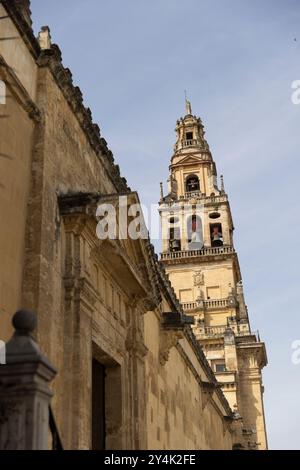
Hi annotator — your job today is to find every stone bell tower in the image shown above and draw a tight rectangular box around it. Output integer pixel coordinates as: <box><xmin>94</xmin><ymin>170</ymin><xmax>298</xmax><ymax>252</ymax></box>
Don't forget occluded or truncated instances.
<box><xmin>159</xmin><ymin>100</ymin><xmax>268</xmax><ymax>450</ymax></box>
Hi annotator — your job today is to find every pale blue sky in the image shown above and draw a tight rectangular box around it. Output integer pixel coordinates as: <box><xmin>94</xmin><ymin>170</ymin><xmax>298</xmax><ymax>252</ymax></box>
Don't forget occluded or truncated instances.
<box><xmin>31</xmin><ymin>0</ymin><xmax>300</xmax><ymax>450</ymax></box>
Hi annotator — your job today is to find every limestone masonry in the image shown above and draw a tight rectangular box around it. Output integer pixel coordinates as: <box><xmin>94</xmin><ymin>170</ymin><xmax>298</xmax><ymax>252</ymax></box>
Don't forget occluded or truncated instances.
<box><xmin>0</xmin><ymin>0</ymin><xmax>267</xmax><ymax>450</ymax></box>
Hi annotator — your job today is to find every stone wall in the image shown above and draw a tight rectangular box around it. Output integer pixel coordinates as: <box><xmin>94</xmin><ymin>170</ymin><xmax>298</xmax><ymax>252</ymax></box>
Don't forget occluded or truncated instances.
<box><xmin>145</xmin><ymin>310</ymin><xmax>232</xmax><ymax>449</ymax></box>
<box><xmin>0</xmin><ymin>2</ymin><xmax>39</xmax><ymax>339</ymax></box>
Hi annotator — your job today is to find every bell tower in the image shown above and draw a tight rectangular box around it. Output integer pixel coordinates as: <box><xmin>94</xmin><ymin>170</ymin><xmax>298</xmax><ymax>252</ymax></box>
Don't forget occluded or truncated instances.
<box><xmin>159</xmin><ymin>101</ymin><xmax>268</xmax><ymax>450</ymax></box>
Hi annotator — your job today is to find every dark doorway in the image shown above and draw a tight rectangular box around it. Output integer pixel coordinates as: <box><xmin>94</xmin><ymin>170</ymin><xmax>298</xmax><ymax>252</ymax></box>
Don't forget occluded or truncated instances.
<box><xmin>92</xmin><ymin>359</ymin><xmax>106</xmax><ymax>450</ymax></box>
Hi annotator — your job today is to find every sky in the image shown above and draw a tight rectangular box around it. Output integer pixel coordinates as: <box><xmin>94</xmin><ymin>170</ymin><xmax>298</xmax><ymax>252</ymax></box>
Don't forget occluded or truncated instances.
<box><xmin>30</xmin><ymin>0</ymin><xmax>300</xmax><ymax>450</ymax></box>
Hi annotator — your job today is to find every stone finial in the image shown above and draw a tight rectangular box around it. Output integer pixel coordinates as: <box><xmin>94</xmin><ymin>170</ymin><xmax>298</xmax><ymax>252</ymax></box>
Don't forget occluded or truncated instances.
<box><xmin>220</xmin><ymin>175</ymin><xmax>225</xmax><ymax>193</ymax></box>
<box><xmin>38</xmin><ymin>26</ymin><xmax>52</xmax><ymax>50</ymax></box>
<box><xmin>12</xmin><ymin>309</ymin><xmax>37</xmax><ymax>335</ymax></box>
<box><xmin>160</xmin><ymin>182</ymin><xmax>164</xmax><ymax>200</ymax></box>
<box><xmin>236</xmin><ymin>280</ymin><xmax>243</xmax><ymax>294</ymax></box>
<box><xmin>6</xmin><ymin>309</ymin><xmax>55</xmax><ymax>368</ymax></box>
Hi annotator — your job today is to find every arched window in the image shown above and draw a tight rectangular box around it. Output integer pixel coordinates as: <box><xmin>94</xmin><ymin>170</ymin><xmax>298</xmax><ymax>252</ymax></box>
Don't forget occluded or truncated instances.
<box><xmin>186</xmin><ymin>175</ymin><xmax>200</xmax><ymax>193</ymax></box>
<box><xmin>187</xmin><ymin>215</ymin><xmax>203</xmax><ymax>250</ymax></box>
<box><xmin>210</xmin><ymin>223</ymin><xmax>223</xmax><ymax>247</ymax></box>
<box><xmin>0</xmin><ymin>80</ymin><xmax>6</xmax><ymax>105</ymax></box>
<box><xmin>169</xmin><ymin>217</ymin><xmax>181</xmax><ymax>252</ymax></box>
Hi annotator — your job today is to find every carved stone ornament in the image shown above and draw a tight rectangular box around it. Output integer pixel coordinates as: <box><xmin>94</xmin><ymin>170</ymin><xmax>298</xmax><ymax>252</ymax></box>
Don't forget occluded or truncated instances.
<box><xmin>159</xmin><ymin>329</ymin><xmax>184</xmax><ymax>366</ymax></box>
<box><xmin>194</xmin><ymin>271</ymin><xmax>204</xmax><ymax>287</ymax></box>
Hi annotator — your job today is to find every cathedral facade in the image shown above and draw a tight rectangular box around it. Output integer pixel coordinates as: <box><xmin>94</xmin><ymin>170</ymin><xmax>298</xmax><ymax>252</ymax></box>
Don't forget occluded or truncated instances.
<box><xmin>0</xmin><ymin>1</ymin><xmax>267</xmax><ymax>450</ymax></box>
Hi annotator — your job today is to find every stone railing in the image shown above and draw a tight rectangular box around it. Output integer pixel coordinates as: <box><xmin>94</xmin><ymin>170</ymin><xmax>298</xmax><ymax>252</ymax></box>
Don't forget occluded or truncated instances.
<box><xmin>204</xmin><ymin>299</ymin><xmax>230</xmax><ymax>309</ymax></box>
<box><xmin>181</xmin><ymin>301</ymin><xmax>199</xmax><ymax>311</ymax></box>
<box><xmin>161</xmin><ymin>245</ymin><xmax>235</xmax><ymax>261</ymax></box>
<box><xmin>160</xmin><ymin>193</ymin><xmax>228</xmax><ymax>207</ymax></box>
<box><xmin>207</xmin><ymin>194</ymin><xmax>228</xmax><ymax>204</ymax></box>
<box><xmin>185</xmin><ymin>190</ymin><xmax>204</xmax><ymax>199</ymax></box>
<box><xmin>196</xmin><ymin>324</ymin><xmax>260</xmax><ymax>341</ymax></box>
<box><xmin>204</xmin><ymin>325</ymin><xmax>228</xmax><ymax>336</ymax></box>
<box><xmin>182</xmin><ymin>139</ymin><xmax>199</xmax><ymax>147</ymax></box>
<box><xmin>181</xmin><ymin>299</ymin><xmax>231</xmax><ymax>311</ymax></box>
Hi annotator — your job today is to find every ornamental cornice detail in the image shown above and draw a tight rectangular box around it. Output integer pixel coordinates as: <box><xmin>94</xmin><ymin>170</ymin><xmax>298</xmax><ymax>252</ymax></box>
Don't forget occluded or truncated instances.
<box><xmin>37</xmin><ymin>46</ymin><xmax>129</xmax><ymax>194</ymax></box>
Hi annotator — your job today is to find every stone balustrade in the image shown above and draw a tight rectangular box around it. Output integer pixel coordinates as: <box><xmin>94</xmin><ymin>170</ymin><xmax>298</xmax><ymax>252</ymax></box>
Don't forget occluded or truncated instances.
<box><xmin>160</xmin><ymin>193</ymin><xmax>228</xmax><ymax>206</ymax></box>
<box><xmin>181</xmin><ymin>298</ymin><xmax>231</xmax><ymax>311</ymax></box>
<box><xmin>161</xmin><ymin>245</ymin><xmax>235</xmax><ymax>261</ymax></box>
<box><xmin>196</xmin><ymin>324</ymin><xmax>260</xmax><ymax>341</ymax></box>
<box><xmin>182</xmin><ymin>138</ymin><xmax>199</xmax><ymax>147</ymax></box>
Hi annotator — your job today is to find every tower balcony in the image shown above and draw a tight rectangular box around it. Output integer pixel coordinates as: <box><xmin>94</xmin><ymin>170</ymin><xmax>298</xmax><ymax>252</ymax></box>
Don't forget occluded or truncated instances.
<box><xmin>185</xmin><ymin>190</ymin><xmax>204</xmax><ymax>199</ymax></box>
<box><xmin>161</xmin><ymin>245</ymin><xmax>235</xmax><ymax>262</ymax></box>
<box><xmin>194</xmin><ymin>324</ymin><xmax>261</xmax><ymax>342</ymax></box>
<box><xmin>181</xmin><ymin>298</ymin><xmax>233</xmax><ymax>311</ymax></box>
<box><xmin>160</xmin><ymin>194</ymin><xmax>228</xmax><ymax>205</ymax></box>
<box><xmin>182</xmin><ymin>138</ymin><xmax>200</xmax><ymax>148</ymax></box>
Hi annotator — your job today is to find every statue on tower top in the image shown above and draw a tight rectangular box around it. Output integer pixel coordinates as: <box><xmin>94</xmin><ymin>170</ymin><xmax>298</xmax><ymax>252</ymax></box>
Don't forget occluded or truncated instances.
<box><xmin>186</xmin><ymin>99</ymin><xmax>192</xmax><ymax>115</ymax></box>
<box><xmin>184</xmin><ymin>90</ymin><xmax>192</xmax><ymax>115</ymax></box>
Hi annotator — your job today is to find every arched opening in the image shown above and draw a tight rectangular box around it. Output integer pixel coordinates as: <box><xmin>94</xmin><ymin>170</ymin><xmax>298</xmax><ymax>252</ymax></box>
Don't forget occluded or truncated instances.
<box><xmin>210</xmin><ymin>223</ymin><xmax>223</xmax><ymax>247</ymax></box>
<box><xmin>0</xmin><ymin>80</ymin><xmax>6</xmax><ymax>105</ymax></box>
<box><xmin>169</xmin><ymin>217</ymin><xmax>181</xmax><ymax>252</ymax></box>
<box><xmin>185</xmin><ymin>174</ymin><xmax>200</xmax><ymax>194</ymax></box>
<box><xmin>187</xmin><ymin>215</ymin><xmax>203</xmax><ymax>250</ymax></box>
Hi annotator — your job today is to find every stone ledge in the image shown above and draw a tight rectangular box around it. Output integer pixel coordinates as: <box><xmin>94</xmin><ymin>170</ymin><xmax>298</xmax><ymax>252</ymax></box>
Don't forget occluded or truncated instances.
<box><xmin>1</xmin><ymin>0</ymin><xmax>40</xmax><ymax>59</ymax></box>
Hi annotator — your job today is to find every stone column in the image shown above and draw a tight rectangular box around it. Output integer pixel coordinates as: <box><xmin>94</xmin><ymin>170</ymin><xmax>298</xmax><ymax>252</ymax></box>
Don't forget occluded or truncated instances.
<box><xmin>0</xmin><ymin>310</ymin><xmax>57</xmax><ymax>450</ymax></box>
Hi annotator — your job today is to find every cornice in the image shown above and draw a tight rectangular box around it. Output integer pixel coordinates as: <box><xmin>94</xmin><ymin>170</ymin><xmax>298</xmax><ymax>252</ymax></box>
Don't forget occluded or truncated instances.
<box><xmin>37</xmin><ymin>45</ymin><xmax>129</xmax><ymax>194</ymax></box>
<box><xmin>2</xmin><ymin>2</ymin><xmax>130</xmax><ymax>194</ymax></box>
<box><xmin>1</xmin><ymin>0</ymin><xmax>40</xmax><ymax>59</ymax></box>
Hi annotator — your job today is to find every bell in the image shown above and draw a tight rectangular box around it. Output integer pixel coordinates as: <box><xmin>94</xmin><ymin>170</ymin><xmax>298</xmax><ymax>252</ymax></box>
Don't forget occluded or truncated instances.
<box><xmin>170</xmin><ymin>239</ymin><xmax>180</xmax><ymax>252</ymax></box>
<box><xmin>191</xmin><ymin>231</ymin><xmax>201</xmax><ymax>243</ymax></box>
<box><xmin>212</xmin><ymin>233</ymin><xmax>221</xmax><ymax>241</ymax></box>
<box><xmin>212</xmin><ymin>236</ymin><xmax>223</xmax><ymax>247</ymax></box>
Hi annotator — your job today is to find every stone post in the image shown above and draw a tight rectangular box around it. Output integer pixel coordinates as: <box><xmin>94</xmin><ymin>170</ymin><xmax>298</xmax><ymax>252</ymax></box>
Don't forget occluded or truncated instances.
<box><xmin>0</xmin><ymin>310</ymin><xmax>57</xmax><ymax>450</ymax></box>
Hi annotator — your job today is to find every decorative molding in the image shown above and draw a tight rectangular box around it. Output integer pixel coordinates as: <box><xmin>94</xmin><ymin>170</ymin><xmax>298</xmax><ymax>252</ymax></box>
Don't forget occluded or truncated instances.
<box><xmin>159</xmin><ymin>329</ymin><xmax>184</xmax><ymax>366</ymax></box>
<box><xmin>1</xmin><ymin>0</ymin><xmax>40</xmax><ymax>59</ymax></box>
<box><xmin>37</xmin><ymin>46</ymin><xmax>129</xmax><ymax>194</ymax></box>
<box><xmin>0</xmin><ymin>55</ymin><xmax>40</xmax><ymax>122</ymax></box>
<box><xmin>193</xmin><ymin>270</ymin><xmax>204</xmax><ymax>287</ymax></box>
<box><xmin>125</xmin><ymin>336</ymin><xmax>148</xmax><ymax>359</ymax></box>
